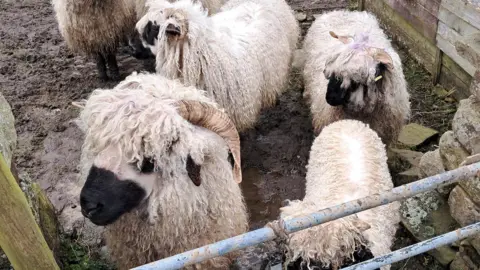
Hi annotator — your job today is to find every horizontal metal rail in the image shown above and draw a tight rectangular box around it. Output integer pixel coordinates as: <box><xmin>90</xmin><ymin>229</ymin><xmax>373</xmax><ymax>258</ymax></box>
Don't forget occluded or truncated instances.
<box><xmin>341</xmin><ymin>222</ymin><xmax>480</xmax><ymax>270</ymax></box>
<box><xmin>131</xmin><ymin>161</ymin><xmax>480</xmax><ymax>270</ymax></box>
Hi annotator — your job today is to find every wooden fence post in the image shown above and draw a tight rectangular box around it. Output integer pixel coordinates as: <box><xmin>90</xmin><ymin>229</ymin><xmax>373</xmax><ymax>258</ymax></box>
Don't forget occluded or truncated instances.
<box><xmin>0</xmin><ymin>152</ymin><xmax>59</xmax><ymax>270</ymax></box>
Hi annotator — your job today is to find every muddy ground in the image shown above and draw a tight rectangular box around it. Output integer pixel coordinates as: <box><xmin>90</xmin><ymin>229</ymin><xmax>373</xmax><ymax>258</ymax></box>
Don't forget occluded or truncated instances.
<box><xmin>0</xmin><ymin>0</ymin><xmax>456</xmax><ymax>269</ymax></box>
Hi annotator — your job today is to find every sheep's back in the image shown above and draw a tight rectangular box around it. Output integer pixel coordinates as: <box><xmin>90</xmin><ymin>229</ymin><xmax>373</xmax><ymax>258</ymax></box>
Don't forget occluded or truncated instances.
<box><xmin>305</xmin><ymin>120</ymin><xmax>399</xmax><ymax>265</ymax></box>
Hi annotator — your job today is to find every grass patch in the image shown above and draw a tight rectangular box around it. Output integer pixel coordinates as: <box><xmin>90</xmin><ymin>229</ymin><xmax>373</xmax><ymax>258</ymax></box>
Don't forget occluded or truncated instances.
<box><xmin>60</xmin><ymin>236</ymin><xmax>115</xmax><ymax>270</ymax></box>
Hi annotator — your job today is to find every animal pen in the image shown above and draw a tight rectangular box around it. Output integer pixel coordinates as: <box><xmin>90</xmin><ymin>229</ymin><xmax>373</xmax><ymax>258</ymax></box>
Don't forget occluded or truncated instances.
<box><xmin>1</xmin><ymin>0</ymin><xmax>480</xmax><ymax>270</ymax></box>
<box><xmin>129</xmin><ymin>157</ymin><xmax>480</xmax><ymax>270</ymax></box>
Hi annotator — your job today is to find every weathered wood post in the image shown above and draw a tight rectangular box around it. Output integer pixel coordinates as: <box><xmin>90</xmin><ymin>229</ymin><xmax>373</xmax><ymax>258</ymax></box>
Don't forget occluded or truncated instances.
<box><xmin>0</xmin><ymin>152</ymin><xmax>60</xmax><ymax>270</ymax></box>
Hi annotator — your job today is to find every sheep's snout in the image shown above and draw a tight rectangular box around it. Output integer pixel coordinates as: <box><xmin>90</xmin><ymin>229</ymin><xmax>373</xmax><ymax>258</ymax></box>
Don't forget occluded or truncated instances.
<box><xmin>80</xmin><ymin>166</ymin><xmax>147</xmax><ymax>226</ymax></box>
<box><xmin>326</xmin><ymin>76</ymin><xmax>348</xmax><ymax>106</ymax></box>
<box><xmin>166</xmin><ymin>23</ymin><xmax>181</xmax><ymax>37</ymax></box>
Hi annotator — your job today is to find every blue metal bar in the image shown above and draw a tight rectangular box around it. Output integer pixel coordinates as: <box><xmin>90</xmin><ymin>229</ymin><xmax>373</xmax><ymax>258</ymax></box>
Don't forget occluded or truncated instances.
<box><xmin>131</xmin><ymin>162</ymin><xmax>480</xmax><ymax>270</ymax></box>
<box><xmin>341</xmin><ymin>222</ymin><xmax>480</xmax><ymax>270</ymax></box>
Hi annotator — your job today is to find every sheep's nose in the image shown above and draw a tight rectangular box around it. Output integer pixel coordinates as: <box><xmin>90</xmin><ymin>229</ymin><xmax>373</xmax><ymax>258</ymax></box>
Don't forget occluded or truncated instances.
<box><xmin>165</xmin><ymin>24</ymin><xmax>181</xmax><ymax>36</ymax></box>
<box><xmin>81</xmin><ymin>202</ymin><xmax>103</xmax><ymax>218</ymax></box>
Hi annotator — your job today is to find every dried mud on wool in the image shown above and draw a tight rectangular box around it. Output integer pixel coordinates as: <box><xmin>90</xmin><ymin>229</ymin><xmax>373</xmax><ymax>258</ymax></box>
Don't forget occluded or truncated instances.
<box><xmin>0</xmin><ymin>0</ymin><xmax>452</xmax><ymax>269</ymax></box>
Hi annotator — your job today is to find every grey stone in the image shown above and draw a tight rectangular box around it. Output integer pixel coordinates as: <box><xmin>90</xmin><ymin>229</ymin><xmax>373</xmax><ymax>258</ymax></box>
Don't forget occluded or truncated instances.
<box><xmin>450</xmin><ymin>245</ymin><xmax>480</xmax><ymax>270</ymax></box>
<box><xmin>439</xmin><ymin>131</ymin><xmax>471</xmax><ymax>171</ymax></box>
<box><xmin>295</xmin><ymin>12</ymin><xmax>307</xmax><ymax>22</ymax></box>
<box><xmin>449</xmin><ymin>186</ymin><xmax>480</xmax><ymax>227</ymax></box>
<box><xmin>400</xmin><ymin>190</ymin><xmax>459</xmax><ymax>265</ymax></box>
<box><xmin>471</xmin><ymin>70</ymin><xmax>480</xmax><ymax>102</ymax></box>
<box><xmin>452</xmin><ymin>96</ymin><xmax>480</xmax><ymax>154</ymax></box>
<box><xmin>450</xmin><ymin>255</ymin><xmax>474</xmax><ymax>270</ymax></box>
<box><xmin>470</xmin><ymin>234</ymin><xmax>480</xmax><ymax>255</ymax></box>
<box><xmin>398</xmin><ymin>123</ymin><xmax>438</xmax><ymax>148</ymax></box>
<box><xmin>398</xmin><ymin>167</ymin><xmax>420</xmax><ymax>185</ymax></box>
<box><xmin>418</xmin><ymin>149</ymin><xmax>445</xmax><ymax>179</ymax></box>
<box><xmin>0</xmin><ymin>93</ymin><xmax>16</xmax><ymax>166</ymax></box>
<box><xmin>390</xmin><ymin>148</ymin><xmax>423</xmax><ymax>167</ymax></box>
<box><xmin>459</xmin><ymin>175</ymin><xmax>480</xmax><ymax>206</ymax></box>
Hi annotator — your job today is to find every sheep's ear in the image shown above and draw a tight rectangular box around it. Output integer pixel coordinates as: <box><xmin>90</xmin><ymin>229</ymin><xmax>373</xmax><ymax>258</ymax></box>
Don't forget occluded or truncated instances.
<box><xmin>143</xmin><ymin>20</ymin><xmax>160</xmax><ymax>45</ymax></box>
<box><xmin>186</xmin><ymin>155</ymin><xmax>201</xmax><ymax>186</ymax></box>
<box><xmin>329</xmin><ymin>31</ymin><xmax>353</xmax><ymax>44</ymax></box>
<box><xmin>367</xmin><ymin>47</ymin><xmax>394</xmax><ymax>71</ymax></box>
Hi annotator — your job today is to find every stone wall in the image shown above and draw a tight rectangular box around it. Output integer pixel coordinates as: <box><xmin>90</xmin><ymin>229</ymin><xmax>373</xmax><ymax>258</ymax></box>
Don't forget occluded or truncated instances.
<box><xmin>415</xmin><ymin>71</ymin><xmax>480</xmax><ymax>269</ymax></box>
<box><xmin>0</xmin><ymin>93</ymin><xmax>62</xmax><ymax>268</ymax></box>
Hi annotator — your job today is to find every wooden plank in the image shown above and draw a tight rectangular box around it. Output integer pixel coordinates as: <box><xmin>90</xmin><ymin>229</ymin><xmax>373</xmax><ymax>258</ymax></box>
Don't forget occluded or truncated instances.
<box><xmin>433</xmin><ymin>48</ymin><xmax>443</xmax><ymax>85</ymax></box>
<box><xmin>442</xmin><ymin>46</ymin><xmax>474</xmax><ymax>85</ymax></box>
<box><xmin>383</xmin><ymin>0</ymin><xmax>440</xmax><ymax>42</ymax></box>
<box><xmin>438</xmin><ymin>6</ymin><xmax>479</xmax><ymax>37</ymax></box>
<box><xmin>436</xmin><ymin>29</ymin><xmax>476</xmax><ymax>76</ymax></box>
<box><xmin>455</xmin><ymin>34</ymin><xmax>480</xmax><ymax>68</ymax></box>
<box><xmin>441</xmin><ymin>0</ymin><xmax>480</xmax><ymax>30</ymax></box>
<box><xmin>439</xmin><ymin>53</ymin><xmax>472</xmax><ymax>99</ymax></box>
<box><xmin>364</xmin><ymin>0</ymin><xmax>437</xmax><ymax>73</ymax></box>
<box><xmin>0</xmin><ymin>153</ymin><xmax>60</xmax><ymax>270</ymax></box>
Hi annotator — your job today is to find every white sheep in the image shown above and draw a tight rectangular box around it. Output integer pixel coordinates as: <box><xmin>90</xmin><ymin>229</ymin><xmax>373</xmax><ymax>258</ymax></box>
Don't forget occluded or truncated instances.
<box><xmin>74</xmin><ymin>71</ymin><xmax>248</xmax><ymax>269</ymax></box>
<box><xmin>129</xmin><ymin>0</ymin><xmax>227</xmax><ymax>59</ymax></box>
<box><xmin>302</xmin><ymin>10</ymin><xmax>410</xmax><ymax>145</ymax></box>
<box><xmin>135</xmin><ymin>0</ymin><xmax>226</xmax><ymax>21</ymax></box>
<box><xmin>134</xmin><ymin>0</ymin><xmax>300</xmax><ymax>132</ymax></box>
<box><xmin>279</xmin><ymin>119</ymin><xmax>400</xmax><ymax>270</ymax></box>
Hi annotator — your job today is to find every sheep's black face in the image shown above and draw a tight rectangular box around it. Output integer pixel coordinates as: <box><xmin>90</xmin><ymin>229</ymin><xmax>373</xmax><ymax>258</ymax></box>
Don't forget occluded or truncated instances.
<box><xmin>80</xmin><ymin>166</ymin><xmax>147</xmax><ymax>226</ymax></box>
<box><xmin>325</xmin><ymin>74</ymin><xmax>358</xmax><ymax>106</ymax></box>
<box><xmin>325</xmin><ymin>63</ymin><xmax>387</xmax><ymax>107</ymax></box>
<box><xmin>128</xmin><ymin>30</ymin><xmax>155</xmax><ymax>60</ymax></box>
<box><xmin>142</xmin><ymin>20</ymin><xmax>161</xmax><ymax>46</ymax></box>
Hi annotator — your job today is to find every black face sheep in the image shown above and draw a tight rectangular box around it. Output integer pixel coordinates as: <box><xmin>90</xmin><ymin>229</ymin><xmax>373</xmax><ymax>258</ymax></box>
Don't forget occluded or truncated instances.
<box><xmin>129</xmin><ymin>0</ymin><xmax>228</xmax><ymax>59</ymax></box>
<box><xmin>302</xmin><ymin>10</ymin><xmax>411</xmax><ymax>146</ymax></box>
<box><xmin>134</xmin><ymin>0</ymin><xmax>300</xmax><ymax>132</ymax></box>
<box><xmin>74</xmin><ymin>72</ymin><xmax>248</xmax><ymax>269</ymax></box>
<box><xmin>280</xmin><ymin>119</ymin><xmax>400</xmax><ymax>270</ymax></box>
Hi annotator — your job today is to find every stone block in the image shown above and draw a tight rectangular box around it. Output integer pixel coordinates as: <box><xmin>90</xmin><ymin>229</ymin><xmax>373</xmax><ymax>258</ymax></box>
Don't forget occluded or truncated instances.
<box><xmin>439</xmin><ymin>131</ymin><xmax>471</xmax><ymax>171</ymax></box>
<box><xmin>452</xmin><ymin>96</ymin><xmax>480</xmax><ymax>154</ymax></box>
<box><xmin>448</xmin><ymin>186</ymin><xmax>480</xmax><ymax>227</ymax></box>
<box><xmin>418</xmin><ymin>149</ymin><xmax>445</xmax><ymax>179</ymax></box>
<box><xmin>459</xmin><ymin>175</ymin><xmax>480</xmax><ymax>206</ymax></box>
<box><xmin>471</xmin><ymin>70</ymin><xmax>480</xmax><ymax>102</ymax></box>
<box><xmin>401</xmin><ymin>190</ymin><xmax>459</xmax><ymax>265</ymax></box>
<box><xmin>0</xmin><ymin>93</ymin><xmax>16</xmax><ymax>167</ymax></box>
<box><xmin>398</xmin><ymin>123</ymin><xmax>438</xmax><ymax>148</ymax></box>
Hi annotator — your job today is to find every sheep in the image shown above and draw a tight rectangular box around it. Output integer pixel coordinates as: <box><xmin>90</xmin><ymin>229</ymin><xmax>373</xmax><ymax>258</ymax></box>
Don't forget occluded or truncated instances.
<box><xmin>51</xmin><ymin>0</ymin><xmax>139</xmax><ymax>81</ymax></box>
<box><xmin>279</xmin><ymin>119</ymin><xmax>400</xmax><ymax>270</ymax></box>
<box><xmin>302</xmin><ymin>10</ymin><xmax>410</xmax><ymax>146</ymax></box>
<box><xmin>74</xmin><ymin>71</ymin><xmax>249</xmax><ymax>269</ymax></box>
<box><xmin>129</xmin><ymin>0</ymin><xmax>227</xmax><ymax>59</ymax></box>
<box><xmin>51</xmin><ymin>0</ymin><xmax>226</xmax><ymax>81</ymax></box>
<box><xmin>134</xmin><ymin>0</ymin><xmax>300</xmax><ymax>132</ymax></box>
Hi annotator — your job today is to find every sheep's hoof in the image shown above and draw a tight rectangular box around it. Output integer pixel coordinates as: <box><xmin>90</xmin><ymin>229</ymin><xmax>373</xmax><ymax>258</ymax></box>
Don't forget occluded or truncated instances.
<box><xmin>98</xmin><ymin>72</ymin><xmax>109</xmax><ymax>82</ymax></box>
<box><xmin>109</xmin><ymin>71</ymin><xmax>121</xmax><ymax>81</ymax></box>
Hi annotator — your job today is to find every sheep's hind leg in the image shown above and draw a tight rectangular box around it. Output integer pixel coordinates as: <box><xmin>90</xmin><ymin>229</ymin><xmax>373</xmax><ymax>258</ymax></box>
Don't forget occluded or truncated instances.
<box><xmin>95</xmin><ymin>53</ymin><xmax>108</xmax><ymax>81</ymax></box>
<box><xmin>106</xmin><ymin>53</ymin><xmax>121</xmax><ymax>81</ymax></box>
